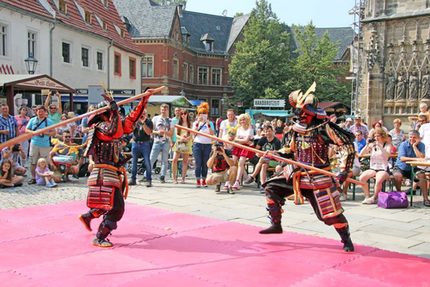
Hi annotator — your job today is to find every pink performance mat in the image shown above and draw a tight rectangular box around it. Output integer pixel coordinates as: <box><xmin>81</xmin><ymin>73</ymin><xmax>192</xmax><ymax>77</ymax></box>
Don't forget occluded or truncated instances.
<box><xmin>0</xmin><ymin>201</ymin><xmax>429</xmax><ymax>287</ymax></box>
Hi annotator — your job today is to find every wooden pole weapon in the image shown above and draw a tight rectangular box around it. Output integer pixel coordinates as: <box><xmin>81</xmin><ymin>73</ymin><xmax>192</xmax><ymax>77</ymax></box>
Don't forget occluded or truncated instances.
<box><xmin>175</xmin><ymin>124</ymin><xmax>366</xmax><ymax>187</ymax></box>
<box><xmin>0</xmin><ymin>86</ymin><xmax>166</xmax><ymax>150</ymax></box>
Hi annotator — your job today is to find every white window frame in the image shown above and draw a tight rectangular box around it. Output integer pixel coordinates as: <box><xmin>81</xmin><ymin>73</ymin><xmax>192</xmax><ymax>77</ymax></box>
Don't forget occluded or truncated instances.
<box><xmin>96</xmin><ymin>50</ymin><xmax>104</xmax><ymax>71</ymax></box>
<box><xmin>62</xmin><ymin>41</ymin><xmax>72</xmax><ymax>64</ymax></box>
<box><xmin>211</xmin><ymin>68</ymin><xmax>222</xmax><ymax>86</ymax></box>
<box><xmin>172</xmin><ymin>57</ymin><xmax>179</xmax><ymax>79</ymax></box>
<box><xmin>81</xmin><ymin>46</ymin><xmax>90</xmax><ymax>68</ymax></box>
<box><xmin>189</xmin><ymin>65</ymin><xmax>194</xmax><ymax>84</ymax></box>
<box><xmin>198</xmin><ymin>66</ymin><xmax>209</xmax><ymax>85</ymax></box>
<box><xmin>142</xmin><ymin>55</ymin><xmax>154</xmax><ymax>78</ymax></box>
<box><xmin>27</xmin><ymin>30</ymin><xmax>37</xmax><ymax>58</ymax></box>
<box><xmin>183</xmin><ymin>62</ymin><xmax>189</xmax><ymax>82</ymax></box>
<box><xmin>0</xmin><ymin>23</ymin><xmax>8</xmax><ymax>57</ymax></box>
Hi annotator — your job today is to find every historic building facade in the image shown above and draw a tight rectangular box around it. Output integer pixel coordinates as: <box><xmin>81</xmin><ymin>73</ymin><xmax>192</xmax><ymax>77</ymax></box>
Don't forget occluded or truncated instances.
<box><xmin>358</xmin><ymin>0</ymin><xmax>430</xmax><ymax>127</ymax></box>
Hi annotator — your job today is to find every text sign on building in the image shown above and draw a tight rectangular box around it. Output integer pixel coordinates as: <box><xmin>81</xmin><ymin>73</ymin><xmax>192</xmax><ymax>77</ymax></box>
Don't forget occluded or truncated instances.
<box><xmin>253</xmin><ymin>99</ymin><xmax>285</xmax><ymax>108</ymax></box>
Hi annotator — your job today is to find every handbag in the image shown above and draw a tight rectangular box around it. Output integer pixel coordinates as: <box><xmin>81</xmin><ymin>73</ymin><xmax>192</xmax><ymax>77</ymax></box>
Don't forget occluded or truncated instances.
<box><xmin>175</xmin><ymin>141</ymin><xmax>188</xmax><ymax>153</ymax></box>
<box><xmin>377</xmin><ymin>191</ymin><xmax>408</xmax><ymax>209</ymax></box>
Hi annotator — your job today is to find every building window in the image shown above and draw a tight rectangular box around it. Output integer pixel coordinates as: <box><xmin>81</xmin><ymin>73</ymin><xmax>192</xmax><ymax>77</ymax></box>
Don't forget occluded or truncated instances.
<box><xmin>129</xmin><ymin>57</ymin><xmax>136</xmax><ymax>79</ymax></box>
<box><xmin>173</xmin><ymin>58</ymin><xmax>179</xmax><ymax>79</ymax></box>
<box><xmin>81</xmin><ymin>47</ymin><xmax>89</xmax><ymax>67</ymax></box>
<box><xmin>211</xmin><ymin>68</ymin><xmax>222</xmax><ymax>86</ymax></box>
<box><xmin>142</xmin><ymin>55</ymin><xmax>153</xmax><ymax>77</ymax></box>
<box><xmin>62</xmin><ymin>42</ymin><xmax>71</xmax><ymax>63</ymax></box>
<box><xmin>114</xmin><ymin>52</ymin><xmax>121</xmax><ymax>76</ymax></box>
<box><xmin>59</xmin><ymin>0</ymin><xmax>67</xmax><ymax>14</ymax></box>
<box><xmin>96</xmin><ymin>51</ymin><xmax>103</xmax><ymax>70</ymax></box>
<box><xmin>0</xmin><ymin>24</ymin><xmax>7</xmax><ymax>56</ymax></box>
<box><xmin>84</xmin><ymin>11</ymin><xmax>92</xmax><ymax>24</ymax></box>
<box><xmin>189</xmin><ymin>65</ymin><xmax>194</xmax><ymax>84</ymax></box>
<box><xmin>101</xmin><ymin>0</ymin><xmax>108</xmax><ymax>8</ymax></box>
<box><xmin>198</xmin><ymin>66</ymin><xmax>209</xmax><ymax>85</ymax></box>
<box><xmin>183</xmin><ymin>62</ymin><xmax>188</xmax><ymax>82</ymax></box>
<box><xmin>211</xmin><ymin>99</ymin><xmax>220</xmax><ymax>116</ymax></box>
<box><xmin>27</xmin><ymin>31</ymin><xmax>37</xmax><ymax>58</ymax></box>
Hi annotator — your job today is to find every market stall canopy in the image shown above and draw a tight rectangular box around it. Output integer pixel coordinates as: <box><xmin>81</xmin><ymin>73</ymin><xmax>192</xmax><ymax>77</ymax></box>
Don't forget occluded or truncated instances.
<box><xmin>246</xmin><ymin>109</ymin><xmax>291</xmax><ymax>119</ymax></box>
<box><xmin>148</xmin><ymin>95</ymin><xmax>192</xmax><ymax>107</ymax></box>
<box><xmin>189</xmin><ymin>99</ymin><xmax>203</xmax><ymax>106</ymax></box>
<box><xmin>0</xmin><ymin>74</ymin><xmax>74</xmax><ymax>93</ymax></box>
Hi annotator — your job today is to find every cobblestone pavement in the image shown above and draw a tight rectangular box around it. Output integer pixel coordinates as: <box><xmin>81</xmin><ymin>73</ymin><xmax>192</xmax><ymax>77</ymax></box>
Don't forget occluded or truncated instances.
<box><xmin>1</xmin><ymin>176</ymin><xmax>430</xmax><ymax>259</ymax></box>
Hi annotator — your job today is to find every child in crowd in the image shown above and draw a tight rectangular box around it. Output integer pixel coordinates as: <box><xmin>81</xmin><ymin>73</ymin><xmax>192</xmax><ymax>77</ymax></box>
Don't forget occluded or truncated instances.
<box><xmin>0</xmin><ymin>159</ymin><xmax>24</xmax><ymax>187</ymax></box>
<box><xmin>35</xmin><ymin>158</ymin><xmax>58</xmax><ymax>187</ymax></box>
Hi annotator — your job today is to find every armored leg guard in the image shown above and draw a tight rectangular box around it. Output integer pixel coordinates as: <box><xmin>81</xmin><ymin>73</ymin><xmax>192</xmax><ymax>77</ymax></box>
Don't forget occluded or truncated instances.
<box><xmin>79</xmin><ymin>209</ymin><xmax>104</xmax><ymax>232</ymax></box>
<box><xmin>336</xmin><ymin>226</ymin><xmax>354</xmax><ymax>252</ymax></box>
<box><xmin>259</xmin><ymin>203</ymin><xmax>283</xmax><ymax>234</ymax></box>
<box><xmin>93</xmin><ymin>220</ymin><xmax>117</xmax><ymax>248</ymax></box>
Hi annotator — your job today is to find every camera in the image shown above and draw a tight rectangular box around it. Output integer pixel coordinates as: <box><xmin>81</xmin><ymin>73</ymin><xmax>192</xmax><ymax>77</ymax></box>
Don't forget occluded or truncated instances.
<box><xmin>215</xmin><ymin>142</ymin><xmax>223</xmax><ymax>151</ymax></box>
<box><xmin>50</xmin><ymin>90</ymin><xmax>57</xmax><ymax>94</ymax></box>
<box><xmin>368</xmin><ymin>138</ymin><xmax>376</xmax><ymax>143</ymax></box>
<box><xmin>12</xmin><ymin>144</ymin><xmax>20</xmax><ymax>152</ymax></box>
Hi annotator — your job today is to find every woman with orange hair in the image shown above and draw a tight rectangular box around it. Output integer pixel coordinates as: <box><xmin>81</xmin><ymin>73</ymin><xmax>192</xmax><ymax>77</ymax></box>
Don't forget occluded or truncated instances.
<box><xmin>192</xmin><ymin>102</ymin><xmax>215</xmax><ymax>187</ymax></box>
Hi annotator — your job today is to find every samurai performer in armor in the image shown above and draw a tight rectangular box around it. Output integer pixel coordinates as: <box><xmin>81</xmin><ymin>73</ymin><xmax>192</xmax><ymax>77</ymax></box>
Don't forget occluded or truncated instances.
<box><xmin>78</xmin><ymin>90</ymin><xmax>152</xmax><ymax>247</ymax></box>
<box><xmin>259</xmin><ymin>83</ymin><xmax>356</xmax><ymax>252</ymax></box>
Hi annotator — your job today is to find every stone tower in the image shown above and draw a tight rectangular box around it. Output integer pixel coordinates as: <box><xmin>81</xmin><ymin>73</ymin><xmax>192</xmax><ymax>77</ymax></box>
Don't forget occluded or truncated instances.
<box><xmin>358</xmin><ymin>0</ymin><xmax>430</xmax><ymax>128</ymax></box>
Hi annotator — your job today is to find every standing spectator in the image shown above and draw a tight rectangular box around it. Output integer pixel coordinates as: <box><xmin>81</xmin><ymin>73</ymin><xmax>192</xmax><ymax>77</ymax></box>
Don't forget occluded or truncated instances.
<box><xmin>25</xmin><ymin>105</ymin><xmax>55</xmax><ymax>184</ymax></box>
<box><xmin>349</xmin><ymin>115</ymin><xmax>369</xmax><ymax>139</ymax></box>
<box><xmin>170</xmin><ymin>107</ymin><xmax>182</xmax><ymax>146</ymax></box>
<box><xmin>389</xmin><ymin>118</ymin><xmax>405</xmax><ymax>150</ymax></box>
<box><xmin>129</xmin><ymin>110</ymin><xmax>153</xmax><ymax>187</ymax></box>
<box><xmin>354</xmin><ymin>131</ymin><xmax>367</xmax><ymax>153</ymax></box>
<box><xmin>343</xmin><ymin>117</ymin><xmax>353</xmax><ymax>131</ymax></box>
<box><xmin>231</xmin><ymin>113</ymin><xmax>255</xmax><ymax>190</ymax></box>
<box><xmin>150</xmin><ymin>104</ymin><xmax>173</xmax><ymax>183</ymax></box>
<box><xmin>80</xmin><ymin>104</ymin><xmax>96</xmax><ymax>144</ymax></box>
<box><xmin>419</xmin><ymin>115</ymin><xmax>430</xmax><ymax>156</ymax></box>
<box><xmin>274</xmin><ymin>119</ymin><xmax>284</xmax><ymax>140</ymax></box>
<box><xmin>368</xmin><ymin>121</ymin><xmax>387</xmax><ymax>140</ymax></box>
<box><xmin>359</xmin><ymin>128</ymin><xmax>393</xmax><ymax>204</ymax></box>
<box><xmin>0</xmin><ymin>104</ymin><xmax>18</xmax><ymax>148</ymax></box>
<box><xmin>192</xmin><ymin>102</ymin><xmax>214</xmax><ymax>187</ymax></box>
<box><xmin>44</xmin><ymin>90</ymin><xmax>62</xmax><ymax>124</ymax></box>
<box><xmin>218</xmin><ymin>109</ymin><xmax>237</xmax><ymax>139</ymax></box>
<box><xmin>14</xmin><ymin>106</ymin><xmax>30</xmax><ymax>156</ymax></box>
<box><xmin>392</xmin><ymin>130</ymin><xmax>426</xmax><ymax>194</ymax></box>
<box><xmin>172</xmin><ymin>110</ymin><xmax>192</xmax><ymax>184</ymax></box>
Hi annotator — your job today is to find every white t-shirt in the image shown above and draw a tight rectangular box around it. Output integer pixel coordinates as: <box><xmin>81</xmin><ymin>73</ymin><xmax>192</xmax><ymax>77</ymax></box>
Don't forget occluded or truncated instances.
<box><xmin>235</xmin><ymin>127</ymin><xmax>254</xmax><ymax>145</ymax></box>
<box><xmin>193</xmin><ymin>121</ymin><xmax>214</xmax><ymax>144</ymax></box>
<box><xmin>219</xmin><ymin>119</ymin><xmax>237</xmax><ymax>137</ymax></box>
<box><xmin>369</xmin><ymin>143</ymin><xmax>392</xmax><ymax>171</ymax></box>
<box><xmin>419</xmin><ymin>122</ymin><xmax>430</xmax><ymax>156</ymax></box>
<box><xmin>152</xmin><ymin>115</ymin><xmax>172</xmax><ymax>143</ymax></box>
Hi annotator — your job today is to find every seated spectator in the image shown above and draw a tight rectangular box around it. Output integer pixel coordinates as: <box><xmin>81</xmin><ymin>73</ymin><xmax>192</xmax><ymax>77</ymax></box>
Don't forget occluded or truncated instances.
<box><xmin>1</xmin><ymin>144</ymin><xmax>26</xmax><ymax>176</ymax></box>
<box><xmin>206</xmin><ymin>142</ymin><xmax>237</xmax><ymax>194</ymax></box>
<box><xmin>415</xmin><ymin>113</ymin><xmax>428</xmax><ymax>130</ymax></box>
<box><xmin>48</xmin><ymin>131</ymin><xmax>82</xmax><ymax>182</ymax></box>
<box><xmin>35</xmin><ymin>158</ymin><xmax>58</xmax><ymax>187</ymax></box>
<box><xmin>354</xmin><ymin>130</ymin><xmax>367</xmax><ymax>153</ymax></box>
<box><xmin>368</xmin><ymin>121</ymin><xmax>387</xmax><ymax>140</ymax></box>
<box><xmin>389</xmin><ymin>118</ymin><xmax>405</xmax><ymax>149</ymax></box>
<box><xmin>231</xmin><ymin>113</ymin><xmax>255</xmax><ymax>190</ymax></box>
<box><xmin>392</xmin><ymin>130</ymin><xmax>427</xmax><ymax>203</ymax></box>
<box><xmin>0</xmin><ymin>159</ymin><xmax>24</xmax><ymax>187</ymax></box>
<box><xmin>359</xmin><ymin>128</ymin><xmax>393</xmax><ymax>204</ymax></box>
<box><xmin>244</xmin><ymin>125</ymin><xmax>281</xmax><ymax>191</ymax></box>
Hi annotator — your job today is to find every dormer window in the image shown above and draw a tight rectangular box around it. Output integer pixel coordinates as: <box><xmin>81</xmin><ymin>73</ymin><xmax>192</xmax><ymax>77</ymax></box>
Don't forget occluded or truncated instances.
<box><xmin>84</xmin><ymin>11</ymin><xmax>92</xmax><ymax>24</ymax></box>
<box><xmin>59</xmin><ymin>0</ymin><xmax>67</xmax><ymax>14</ymax></box>
<box><xmin>101</xmin><ymin>0</ymin><xmax>109</xmax><ymax>8</ymax></box>
<box><xmin>200</xmin><ymin>33</ymin><xmax>214</xmax><ymax>52</ymax></box>
<box><xmin>103</xmin><ymin>22</ymin><xmax>108</xmax><ymax>31</ymax></box>
<box><xmin>120</xmin><ymin>29</ymin><xmax>125</xmax><ymax>38</ymax></box>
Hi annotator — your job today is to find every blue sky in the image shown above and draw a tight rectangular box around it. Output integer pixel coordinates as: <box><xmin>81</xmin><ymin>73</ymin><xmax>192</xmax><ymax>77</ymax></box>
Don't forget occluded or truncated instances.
<box><xmin>186</xmin><ymin>0</ymin><xmax>355</xmax><ymax>28</ymax></box>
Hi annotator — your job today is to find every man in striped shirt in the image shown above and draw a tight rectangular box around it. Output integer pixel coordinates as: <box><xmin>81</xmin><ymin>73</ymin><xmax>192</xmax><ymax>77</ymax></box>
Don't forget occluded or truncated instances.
<box><xmin>0</xmin><ymin>104</ymin><xmax>18</xmax><ymax>145</ymax></box>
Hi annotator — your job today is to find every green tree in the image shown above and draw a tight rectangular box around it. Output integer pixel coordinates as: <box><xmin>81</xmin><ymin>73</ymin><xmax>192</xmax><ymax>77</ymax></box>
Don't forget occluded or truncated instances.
<box><xmin>151</xmin><ymin>0</ymin><xmax>187</xmax><ymax>8</ymax></box>
<box><xmin>290</xmin><ymin>23</ymin><xmax>350</xmax><ymax>104</ymax></box>
<box><xmin>229</xmin><ymin>0</ymin><xmax>292</xmax><ymax>111</ymax></box>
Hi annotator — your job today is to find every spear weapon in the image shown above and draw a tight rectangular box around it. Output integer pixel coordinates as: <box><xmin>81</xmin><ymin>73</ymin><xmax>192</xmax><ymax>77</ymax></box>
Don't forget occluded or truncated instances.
<box><xmin>0</xmin><ymin>86</ymin><xmax>166</xmax><ymax>150</ymax></box>
<box><xmin>175</xmin><ymin>124</ymin><xmax>366</xmax><ymax>187</ymax></box>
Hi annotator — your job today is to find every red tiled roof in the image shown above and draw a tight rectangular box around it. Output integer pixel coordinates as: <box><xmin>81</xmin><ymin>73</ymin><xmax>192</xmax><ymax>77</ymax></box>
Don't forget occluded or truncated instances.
<box><xmin>1</xmin><ymin>0</ymin><xmax>53</xmax><ymax>18</ymax></box>
<box><xmin>2</xmin><ymin>0</ymin><xmax>141</xmax><ymax>55</ymax></box>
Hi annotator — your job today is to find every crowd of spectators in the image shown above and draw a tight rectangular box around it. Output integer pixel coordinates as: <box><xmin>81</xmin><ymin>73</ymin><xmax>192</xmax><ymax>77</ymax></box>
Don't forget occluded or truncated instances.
<box><xmin>0</xmin><ymin>94</ymin><xmax>429</xmax><ymax>208</ymax></box>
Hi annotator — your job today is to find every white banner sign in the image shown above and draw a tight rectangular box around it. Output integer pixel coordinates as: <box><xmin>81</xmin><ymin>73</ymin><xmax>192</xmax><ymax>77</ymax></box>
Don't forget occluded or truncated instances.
<box><xmin>253</xmin><ymin>99</ymin><xmax>285</xmax><ymax>108</ymax></box>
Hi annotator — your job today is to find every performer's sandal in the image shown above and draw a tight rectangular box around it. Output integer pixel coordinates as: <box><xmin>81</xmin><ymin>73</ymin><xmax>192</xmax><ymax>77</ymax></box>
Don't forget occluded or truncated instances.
<box><xmin>92</xmin><ymin>238</ymin><xmax>113</xmax><ymax>248</ymax></box>
<box><xmin>78</xmin><ymin>215</ymin><xmax>92</xmax><ymax>232</ymax></box>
